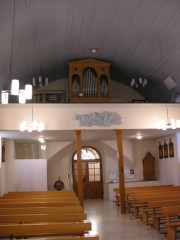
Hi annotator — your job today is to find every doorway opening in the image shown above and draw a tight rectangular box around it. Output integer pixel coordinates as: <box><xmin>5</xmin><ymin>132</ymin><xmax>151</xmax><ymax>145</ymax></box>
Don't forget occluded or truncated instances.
<box><xmin>72</xmin><ymin>146</ymin><xmax>103</xmax><ymax>199</ymax></box>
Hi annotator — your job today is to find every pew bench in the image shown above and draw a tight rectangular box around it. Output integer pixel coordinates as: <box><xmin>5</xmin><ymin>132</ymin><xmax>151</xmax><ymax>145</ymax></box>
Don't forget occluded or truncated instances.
<box><xmin>145</xmin><ymin>200</ymin><xmax>180</xmax><ymax>233</ymax></box>
<box><xmin>140</xmin><ymin>197</ymin><xmax>180</xmax><ymax>225</ymax></box>
<box><xmin>0</xmin><ymin>200</ymin><xmax>80</xmax><ymax>208</ymax></box>
<box><xmin>7</xmin><ymin>190</ymin><xmax>76</xmax><ymax>195</ymax></box>
<box><xmin>3</xmin><ymin>193</ymin><xmax>77</xmax><ymax>199</ymax></box>
<box><xmin>0</xmin><ymin>212</ymin><xmax>87</xmax><ymax>224</ymax></box>
<box><xmin>162</xmin><ymin>206</ymin><xmax>180</xmax><ymax>240</ymax></box>
<box><xmin>0</xmin><ymin>206</ymin><xmax>84</xmax><ymax>215</ymax></box>
<box><xmin>31</xmin><ymin>236</ymin><xmax>99</xmax><ymax>240</ymax></box>
<box><xmin>126</xmin><ymin>192</ymin><xmax>180</xmax><ymax>219</ymax></box>
<box><xmin>0</xmin><ymin>222</ymin><xmax>92</xmax><ymax>238</ymax></box>
<box><xmin>113</xmin><ymin>185</ymin><xmax>175</xmax><ymax>207</ymax></box>
<box><xmin>0</xmin><ymin>197</ymin><xmax>79</xmax><ymax>203</ymax></box>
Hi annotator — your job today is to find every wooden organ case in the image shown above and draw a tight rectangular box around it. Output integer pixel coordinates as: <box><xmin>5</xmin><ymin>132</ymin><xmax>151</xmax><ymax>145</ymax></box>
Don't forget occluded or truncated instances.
<box><xmin>68</xmin><ymin>59</ymin><xmax>111</xmax><ymax>103</ymax></box>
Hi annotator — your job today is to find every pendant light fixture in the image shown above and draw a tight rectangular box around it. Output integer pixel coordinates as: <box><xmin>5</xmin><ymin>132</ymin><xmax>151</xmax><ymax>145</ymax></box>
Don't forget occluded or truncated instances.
<box><xmin>130</xmin><ymin>77</ymin><xmax>147</xmax><ymax>88</ymax></box>
<box><xmin>1</xmin><ymin>0</ymin><xmax>32</xmax><ymax>104</ymax></box>
<box><xmin>157</xmin><ymin>104</ymin><xmax>180</xmax><ymax>130</ymax></box>
<box><xmin>19</xmin><ymin>104</ymin><xmax>45</xmax><ymax>132</ymax></box>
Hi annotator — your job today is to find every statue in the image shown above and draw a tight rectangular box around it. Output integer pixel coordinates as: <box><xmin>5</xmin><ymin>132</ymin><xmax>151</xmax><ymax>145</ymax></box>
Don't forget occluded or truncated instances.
<box><xmin>54</xmin><ymin>177</ymin><xmax>64</xmax><ymax>191</ymax></box>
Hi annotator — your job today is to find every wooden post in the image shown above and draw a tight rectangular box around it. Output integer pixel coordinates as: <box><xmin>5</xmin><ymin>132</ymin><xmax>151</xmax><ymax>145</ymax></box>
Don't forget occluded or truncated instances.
<box><xmin>75</xmin><ymin>130</ymin><xmax>84</xmax><ymax>206</ymax></box>
<box><xmin>116</xmin><ymin>129</ymin><xmax>126</xmax><ymax>214</ymax></box>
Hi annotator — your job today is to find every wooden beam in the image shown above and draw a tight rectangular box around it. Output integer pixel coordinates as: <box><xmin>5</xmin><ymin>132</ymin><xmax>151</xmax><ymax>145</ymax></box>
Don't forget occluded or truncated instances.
<box><xmin>75</xmin><ymin>130</ymin><xmax>84</xmax><ymax>206</ymax></box>
<box><xmin>116</xmin><ymin>129</ymin><xmax>126</xmax><ymax>214</ymax></box>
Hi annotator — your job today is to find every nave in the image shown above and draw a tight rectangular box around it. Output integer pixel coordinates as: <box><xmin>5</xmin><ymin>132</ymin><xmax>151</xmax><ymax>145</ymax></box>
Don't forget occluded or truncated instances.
<box><xmin>85</xmin><ymin>199</ymin><xmax>166</xmax><ymax>240</ymax></box>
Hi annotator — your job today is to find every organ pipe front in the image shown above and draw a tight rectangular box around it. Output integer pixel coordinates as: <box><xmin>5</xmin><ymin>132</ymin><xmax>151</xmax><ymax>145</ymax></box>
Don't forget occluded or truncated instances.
<box><xmin>68</xmin><ymin>59</ymin><xmax>111</xmax><ymax>103</ymax></box>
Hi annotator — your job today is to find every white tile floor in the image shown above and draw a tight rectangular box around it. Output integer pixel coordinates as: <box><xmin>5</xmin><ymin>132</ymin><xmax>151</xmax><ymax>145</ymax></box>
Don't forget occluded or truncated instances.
<box><xmin>84</xmin><ymin>199</ymin><xmax>167</xmax><ymax>240</ymax></box>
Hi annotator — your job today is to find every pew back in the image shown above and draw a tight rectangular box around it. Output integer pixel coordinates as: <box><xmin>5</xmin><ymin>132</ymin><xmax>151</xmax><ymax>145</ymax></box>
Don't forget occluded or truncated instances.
<box><xmin>0</xmin><ymin>222</ymin><xmax>92</xmax><ymax>237</ymax></box>
<box><xmin>0</xmin><ymin>206</ymin><xmax>83</xmax><ymax>215</ymax></box>
<box><xmin>0</xmin><ymin>212</ymin><xmax>87</xmax><ymax>224</ymax></box>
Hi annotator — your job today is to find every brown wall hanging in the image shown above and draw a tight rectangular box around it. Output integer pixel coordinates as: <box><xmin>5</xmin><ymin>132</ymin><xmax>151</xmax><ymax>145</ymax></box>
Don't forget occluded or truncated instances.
<box><xmin>2</xmin><ymin>142</ymin><xmax>5</xmax><ymax>162</ymax></box>
<box><xmin>163</xmin><ymin>140</ymin><xmax>168</xmax><ymax>158</ymax></box>
<box><xmin>169</xmin><ymin>139</ymin><xmax>174</xmax><ymax>157</ymax></box>
<box><xmin>158</xmin><ymin>142</ymin><xmax>163</xmax><ymax>159</ymax></box>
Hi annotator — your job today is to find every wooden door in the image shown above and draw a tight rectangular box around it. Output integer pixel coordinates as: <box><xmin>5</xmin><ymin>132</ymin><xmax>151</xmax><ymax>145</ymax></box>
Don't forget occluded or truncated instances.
<box><xmin>72</xmin><ymin>148</ymin><xmax>103</xmax><ymax>199</ymax></box>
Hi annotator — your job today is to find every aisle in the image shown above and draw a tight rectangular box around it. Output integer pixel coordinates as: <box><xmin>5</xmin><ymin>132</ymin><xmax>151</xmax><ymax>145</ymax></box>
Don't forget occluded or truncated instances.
<box><xmin>84</xmin><ymin>199</ymin><xmax>166</xmax><ymax>240</ymax></box>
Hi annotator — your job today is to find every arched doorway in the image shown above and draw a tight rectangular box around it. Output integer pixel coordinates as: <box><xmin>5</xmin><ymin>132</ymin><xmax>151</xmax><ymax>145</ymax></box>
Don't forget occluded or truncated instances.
<box><xmin>72</xmin><ymin>146</ymin><xmax>103</xmax><ymax>199</ymax></box>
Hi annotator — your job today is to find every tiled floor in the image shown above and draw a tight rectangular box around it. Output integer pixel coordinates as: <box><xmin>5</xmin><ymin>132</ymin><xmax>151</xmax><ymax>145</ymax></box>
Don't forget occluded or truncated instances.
<box><xmin>84</xmin><ymin>199</ymin><xmax>167</xmax><ymax>240</ymax></box>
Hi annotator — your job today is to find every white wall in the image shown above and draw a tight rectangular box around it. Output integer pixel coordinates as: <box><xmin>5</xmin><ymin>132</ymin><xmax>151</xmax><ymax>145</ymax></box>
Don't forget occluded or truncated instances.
<box><xmin>0</xmin><ymin>151</ymin><xmax>6</xmax><ymax>195</ymax></box>
<box><xmin>7</xmin><ymin>159</ymin><xmax>47</xmax><ymax>191</ymax></box>
<box><xmin>47</xmin><ymin>142</ymin><xmax>75</xmax><ymax>191</ymax></box>
<box><xmin>0</xmin><ymin>139</ymin><xmax>47</xmax><ymax>195</ymax></box>
<box><xmin>1</xmin><ymin>103</ymin><xmax>180</xmax><ymax>131</ymax></box>
<box><xmin>110</xmin><ymin>80</ymin><xmax>145</xmax><ymax>102</ymax></box>
<box><xmin>158</xmin><ymin>134</ymin><xmax>180</xmax><ymax>185</ymax></box>
<box><xmin>133</xmin><ymin>140</ymin><xmax>158</xmax><ymax>180</ymax></box>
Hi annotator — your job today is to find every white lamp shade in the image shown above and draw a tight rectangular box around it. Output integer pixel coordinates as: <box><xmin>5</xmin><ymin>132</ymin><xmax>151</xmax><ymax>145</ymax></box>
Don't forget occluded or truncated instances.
<box><xmin>136</xmin><ymin>135</ymin><xmax>143</xmax><ymax>140</ymax></box>
<box><xmin>170</xmin><ymin>119</ymin><xmax>176</xmax><ymax>129</ymax></box>
<box><xmin>45</xmin><ymin>77</ymin><xmax>48</xmax><ymax>86</ymax></box>
<box><xmin>1</xmin><ymin>91</ymin><xmax>9</xmax><ymax>104</ymax></box>
<box><xmin>38</xmin><ymin>137</ymin><xmax>45</xmax><ymax>143</ymax></box>
<box><xmin>32</xmin><ymin>121</ymin><xmax>38</xmax><ymax>129</ymax></box>
<box><xmin>20</xmin><ymin>121</ymin><xmax>27</xmax><ymax>131</ymax></box>
<box><xmin>41</xmin><ymin>144</ymin><xmax>46</xmax><ymax>150</ymax></box>
<box><xmin>19</xmin><ymin>89</ymin><xmax>26</xmax><ymax>104</ymax></box>
<box><xmin>11</xmin><ymin>79</ymin><xmax>19</xmax><ymax>95</ymax></box>
<box><xmin>32</xmin><ymin>77</ymin><xmax>36</xmax><ymax>86</ymax></box>
<box><xmin>139</xmin><ymin>77</ymin><xmax>142</xmax><ymax>84</ymax></box>
<box><xmin>38</xmin><ymin>122</ymin><xmax>45</xmax><ymax>132</ymax></box>
<box><xmin>176</xmin><ymin>120</ymin><xmax>180</xmax><ymax>128</ymax></box>
<box><xmin>25</xmin><ymin>84</ymin><xmax>32</xmax><ymax>100</ymax></box>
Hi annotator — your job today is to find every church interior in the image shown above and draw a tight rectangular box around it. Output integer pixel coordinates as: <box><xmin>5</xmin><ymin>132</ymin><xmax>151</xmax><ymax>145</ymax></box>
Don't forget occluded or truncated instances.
<box><xmin>0</xmin><ymin>1</ymin><xmax>180</xmax><ymax>239</ymax></box>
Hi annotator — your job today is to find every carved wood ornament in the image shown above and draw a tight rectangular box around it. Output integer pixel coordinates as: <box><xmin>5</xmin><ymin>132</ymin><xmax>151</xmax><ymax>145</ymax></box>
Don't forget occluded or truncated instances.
<box><xmin>142</xmin><ymin>151</ymin><xmax>156</xmax><ymax>181</ymax></box>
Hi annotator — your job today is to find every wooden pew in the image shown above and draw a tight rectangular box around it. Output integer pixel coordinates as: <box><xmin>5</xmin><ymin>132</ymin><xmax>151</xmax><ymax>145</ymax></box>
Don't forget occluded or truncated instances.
<box><xmin>162</xmin><ymin>206</ymin><xmax>180</xmax><ymax>240</ymax></box>
<box><xmin>135</xmin><ymin>195</ymin><xmax>180</xmax><ymax>223</ymax></box>
<box><xmin>1</xmin><ymin>195</ymin><xmax>78</xmax><ymax>200</ymax></box>
<box><xmin>113</xmin><ymin>185</ymin><xmax>174</xmax><ymax>207</ymax></box>
<box><xmin>0</xmin><ymin>197</ymin><xmax>78</xmax><ymax>202</ymax></box>
<box><xmin>6</xmin><ymin>190</ymin><xmax>76</xmax><ymax>196</ymax></box>
<box><xmin>0</xmin><ymin>201</ymin><xmax>80</xmax><ymax>208</ymax></box>
<box><xmin>0</xmin><ymin>206</ymin><xmax>84</xmax><ymax>215</ymax></box>
<box><xmin>126</xmin><ymin>191</ymin><xmax>180</xmax><ymax>218</ymax></box>
<box><xmin>0</xmin><ymin>212</ymin><xmax>87</xmax><ymax>224</ymax></box>
<box><xmin>32</xmin><ymin>236</ymin><xmax>99</xmax><ymax>240</ymax></box>
<box><xmin>0</xmin><ymin>191</ymin><xmax>96</xmax><ymax>239</ymax></box>
<box><xmin>0</xmin><ymin>222</ymin><xmax>92</xmax><ymax>238</ymax></box>
<box><xmin>142</xmin><ymin>199</ymin><xmax>180</xmax><ymax>230</ymax></box>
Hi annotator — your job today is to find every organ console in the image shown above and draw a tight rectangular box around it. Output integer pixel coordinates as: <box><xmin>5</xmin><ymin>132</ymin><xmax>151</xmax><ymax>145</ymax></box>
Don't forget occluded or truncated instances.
<box><xmin>68</xmin><ymin>59</ymin><xmax>111</xmax><ymax>103</ymax></box>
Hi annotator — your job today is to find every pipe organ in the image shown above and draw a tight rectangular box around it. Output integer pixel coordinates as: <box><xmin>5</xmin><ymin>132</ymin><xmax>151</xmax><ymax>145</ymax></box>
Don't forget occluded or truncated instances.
<box><xmin>68</xmin><ymin>59</ymin><xmax>111</xmax><ymax>103</ymax></box>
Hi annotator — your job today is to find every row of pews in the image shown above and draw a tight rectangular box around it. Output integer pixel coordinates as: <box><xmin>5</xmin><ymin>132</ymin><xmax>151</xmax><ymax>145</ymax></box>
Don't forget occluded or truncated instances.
<box><xmin>114</xmin><ymin>185</ymin><xmax>180</xmax><ymax>240</ymax></box>
<box><xmin>0</xmin><ymin>190</ymin><xmax>99</xmax><ymax>240</ymax></box>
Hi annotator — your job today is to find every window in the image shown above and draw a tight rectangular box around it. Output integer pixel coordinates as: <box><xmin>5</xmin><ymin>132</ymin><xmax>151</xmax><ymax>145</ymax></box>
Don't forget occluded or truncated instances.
<box><xmin>73</xmin><ymin>147</ymin><xmax>100</xmax><ymax>160</ymax></box>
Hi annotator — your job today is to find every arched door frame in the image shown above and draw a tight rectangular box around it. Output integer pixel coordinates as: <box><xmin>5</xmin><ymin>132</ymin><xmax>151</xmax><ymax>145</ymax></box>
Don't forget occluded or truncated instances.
<box><xmin>72</xmin><ymin>146</ymin><xmax>103</xmax><ymax>199</ymax></box>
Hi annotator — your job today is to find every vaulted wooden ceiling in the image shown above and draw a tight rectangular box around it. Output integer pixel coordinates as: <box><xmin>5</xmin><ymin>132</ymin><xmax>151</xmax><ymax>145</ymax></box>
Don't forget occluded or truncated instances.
<box><xmin>1</xmin><ymin>0</ymin><xmax>180</xmax><ymax>103</ymax></box>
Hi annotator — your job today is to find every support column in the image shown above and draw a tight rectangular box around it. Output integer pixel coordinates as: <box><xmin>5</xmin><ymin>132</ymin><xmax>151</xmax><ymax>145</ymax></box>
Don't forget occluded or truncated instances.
<box><xmin>116</xmin><ymin>129</ymin><xmax>126</xmax><ymax>214</ymax></box>
<box><xmin>75</xmin><ymin>130</ymin><xmax>84</xmax><ymax>206</ymax></box>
